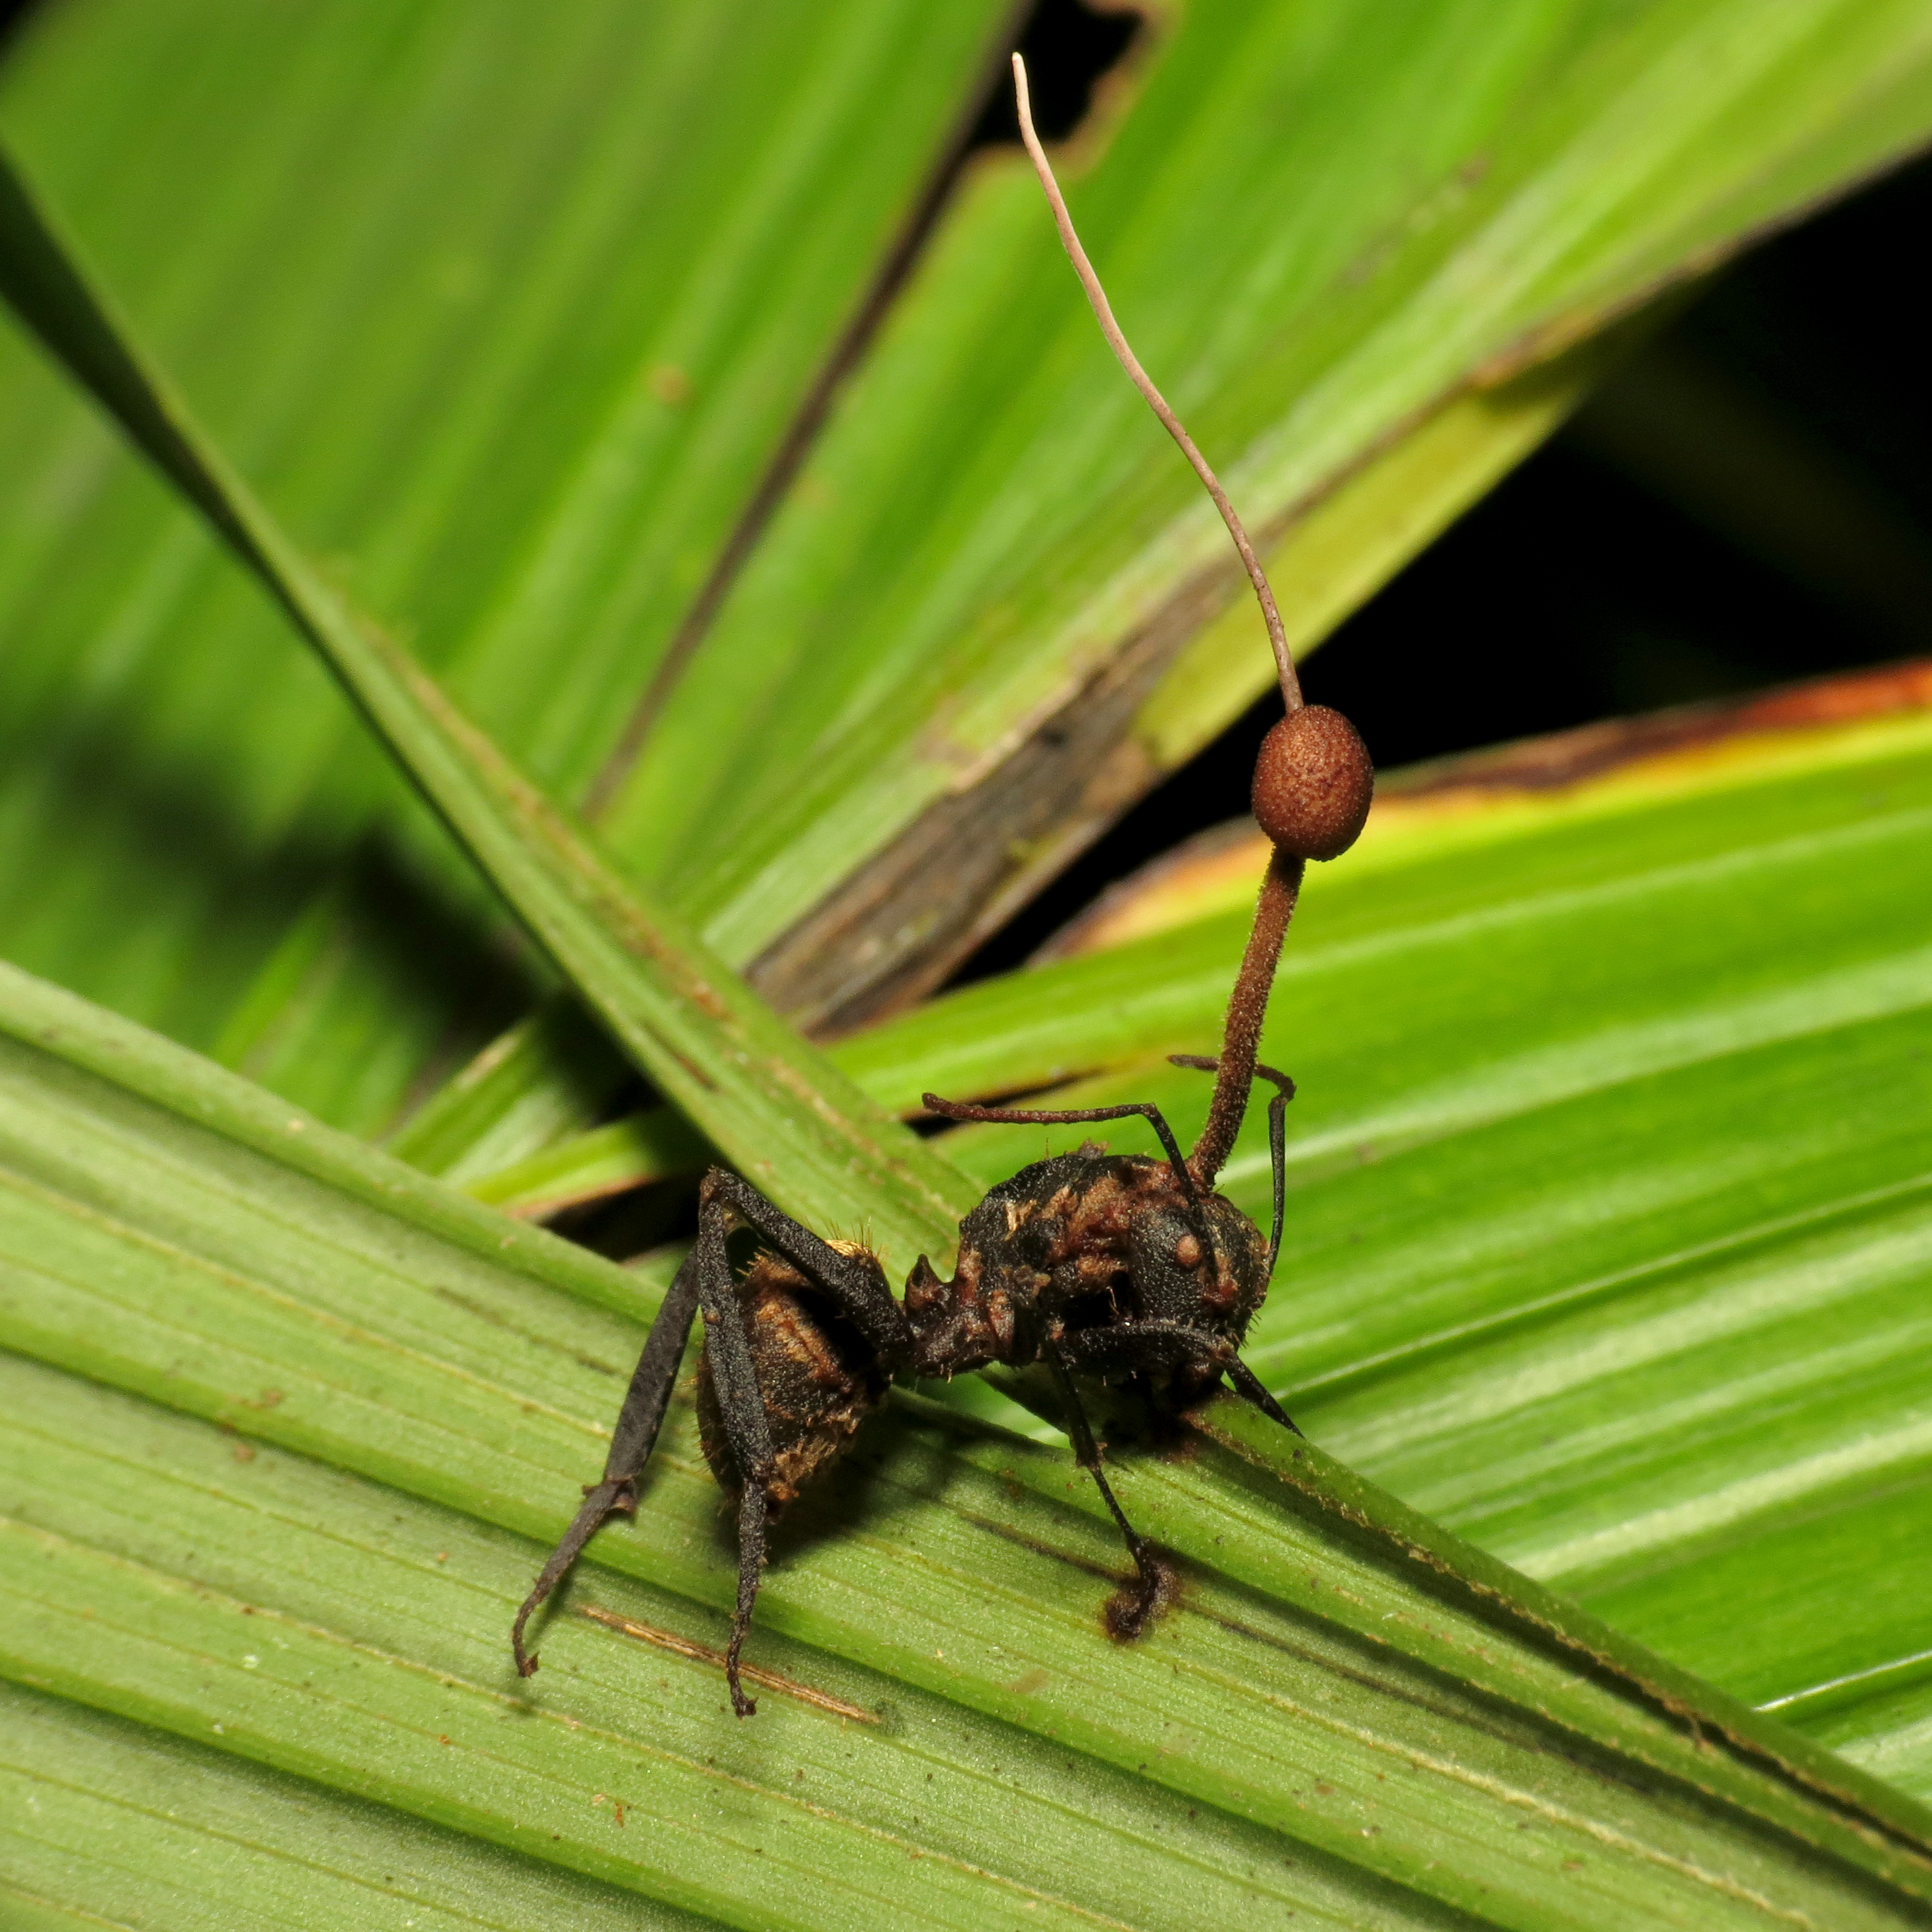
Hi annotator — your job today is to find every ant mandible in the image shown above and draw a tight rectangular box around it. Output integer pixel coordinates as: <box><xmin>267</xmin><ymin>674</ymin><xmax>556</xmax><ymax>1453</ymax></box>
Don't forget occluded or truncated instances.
<box><xmin>513</xmin><ymin>55</ymin><xmax>1374</xmax><ymax>1716</ymax></box>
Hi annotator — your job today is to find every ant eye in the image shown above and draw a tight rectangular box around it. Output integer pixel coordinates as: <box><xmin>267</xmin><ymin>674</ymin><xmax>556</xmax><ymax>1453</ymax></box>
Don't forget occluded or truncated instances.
<box><xmin>1173</xmin><ymin>1233</ymin><xmax>1203</xmax><ymax>1269</ymax></box>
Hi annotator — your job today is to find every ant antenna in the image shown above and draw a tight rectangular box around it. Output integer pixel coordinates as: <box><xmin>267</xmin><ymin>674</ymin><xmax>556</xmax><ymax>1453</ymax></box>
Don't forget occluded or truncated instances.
<box><xmin>1013</xmin><ymin>54</ymin><xmax>1373</xmax><ymax>1190</ymax></box>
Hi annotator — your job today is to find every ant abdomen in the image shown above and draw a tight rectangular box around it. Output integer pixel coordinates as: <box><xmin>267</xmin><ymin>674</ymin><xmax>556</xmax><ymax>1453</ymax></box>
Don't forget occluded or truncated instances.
<box><xmin>696</xmin><ymin>1246</ymin><xmax>889</xmax><ymax>1515</ymax></box>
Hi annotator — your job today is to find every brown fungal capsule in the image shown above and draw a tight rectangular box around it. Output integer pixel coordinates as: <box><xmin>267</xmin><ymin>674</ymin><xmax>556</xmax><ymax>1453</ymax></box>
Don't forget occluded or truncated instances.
<box><xmin>1251</xmin><ymin>705</ymin><xmax>1373</xmax><ymax>861</ymax></box>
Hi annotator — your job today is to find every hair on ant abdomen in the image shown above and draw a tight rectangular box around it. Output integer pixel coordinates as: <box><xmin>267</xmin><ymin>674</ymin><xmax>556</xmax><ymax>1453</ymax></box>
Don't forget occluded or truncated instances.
<box><xmin>513</xmin><ymin>55</ymin><xmax>1374</xmax><ymax>1717</ymax></box>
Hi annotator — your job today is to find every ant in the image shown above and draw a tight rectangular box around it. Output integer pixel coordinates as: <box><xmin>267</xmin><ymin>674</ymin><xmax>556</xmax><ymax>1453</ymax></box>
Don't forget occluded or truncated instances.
<box><xmin>513</xmin><ymin>56</ymin><xmax>1374</xmax><ymax>1716</ymax></box>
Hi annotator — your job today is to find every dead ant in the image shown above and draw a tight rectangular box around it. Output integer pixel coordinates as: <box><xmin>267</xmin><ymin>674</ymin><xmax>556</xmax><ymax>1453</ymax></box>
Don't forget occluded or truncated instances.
<box><xmin>512</xmin><ymin>55</ymin><xmax>1374</xmax><ymax>1715</ymax></box>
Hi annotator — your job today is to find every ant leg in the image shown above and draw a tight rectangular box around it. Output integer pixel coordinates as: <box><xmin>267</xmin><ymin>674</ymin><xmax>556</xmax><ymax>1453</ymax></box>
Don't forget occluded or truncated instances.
<box><xmin>1223</xmin><ymin>1354</ymin><xmax>1301</xmax><ymax>1435</ymax></box>
<box><xmin>1263</xmin><ymin>1086</ymin><xmax>1287</xmax><ymax>1273</ymax></box>
<box><xmin>924</xmin><ymin>1093</ymin><xmax>1201</xmax><ymax>1203</ymax></box>
<box><xmin>1059</xmin><ymin>1319</ymin><xmax>1303</xmax><ymax>1438</ymax></box>
<box><xmin>701</xmin><ymin>1166</ymin><xmax>915</xmax><ymax>1713</ymax></box>
<box><xmin>1041</xmin><ymin>1342</ymin><xmax>1166</xmax><ymax>1619</ymax></box>
<box><xmin>1171</xmin><ymin>1055</ymin><xmax>1294</xmax><ymax>1269</ymax></box>
<box><xmin>700</xmin><ymin>1169</ymin><xmax>911</xmax><ymax>1372</ymax></box>
<box><xmin>513</xmin><ymin>1234</ymin><xmax>707</xmax><ymax>1676</ymax></box>
<box><xmin>692</xmin><ymin>1220</ymin><xmax>779</xmax><ymax>1719</ymax></box>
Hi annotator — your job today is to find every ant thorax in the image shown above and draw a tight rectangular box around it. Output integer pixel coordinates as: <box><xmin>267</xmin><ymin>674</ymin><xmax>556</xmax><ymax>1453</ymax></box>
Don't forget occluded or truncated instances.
<box><xmin>905</xmin><ymin>1152</ymin><xmax>1272</xmax><ymax>1398</ymax></box>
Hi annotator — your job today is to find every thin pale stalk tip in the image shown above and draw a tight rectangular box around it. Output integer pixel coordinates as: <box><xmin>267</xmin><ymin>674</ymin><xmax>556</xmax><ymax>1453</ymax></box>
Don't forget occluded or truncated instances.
<box><xmin>1011</xmin><ymin>53</ymin><xmax>1301</xmax><ymax>711</ymax></box>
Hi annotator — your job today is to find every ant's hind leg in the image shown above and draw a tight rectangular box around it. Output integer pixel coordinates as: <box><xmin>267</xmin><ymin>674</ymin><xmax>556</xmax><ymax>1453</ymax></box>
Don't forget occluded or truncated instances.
<box><xmin>699</xmin><ymin>1169</ymin><xmax>911</xmax><ymax>1372</ymax></box>
<box><xmin>513</xmin><ymin>1236</ymin><xmax>707</xmax><ymax>1677</ymax></box>
<box><xmin>698</xmin><ymin>1168</ymin><xmax>909</xmax><ymax>1714</ymax></box>
<box><xmin>1043</xmin><ymin>1344</ymin><xmax>1168</xmax><ymax>1631</ymax></box>
<box><xmin>690</xmin><ymin>1215</ymin><xmax>778</xmax><ymax>1717</ymax></box>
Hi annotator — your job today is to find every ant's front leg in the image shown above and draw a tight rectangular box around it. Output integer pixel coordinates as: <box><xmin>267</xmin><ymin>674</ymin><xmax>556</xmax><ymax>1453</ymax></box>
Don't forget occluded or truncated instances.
<box><xmin>1169</xmin><ymin>1054</ymin><xmax>1294</xmax><ymax>1269</ymax></box>
<box><xmin>1058</xmin><ymin>1319</ymin><xmax>1301</xmax><ymax>1435</ymax></box>
<box><xmin>1041</xmin><ymin>1342</ymin><xmax>1169</xmax><ymax>1634</ymax></box>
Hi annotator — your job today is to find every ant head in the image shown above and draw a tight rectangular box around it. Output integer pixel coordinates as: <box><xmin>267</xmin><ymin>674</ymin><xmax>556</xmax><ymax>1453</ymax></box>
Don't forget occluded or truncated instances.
<box><xmin>1126</xmin><ymin>1186</ymin><xmax>1271</xmax><ymax>1345</ymax></box>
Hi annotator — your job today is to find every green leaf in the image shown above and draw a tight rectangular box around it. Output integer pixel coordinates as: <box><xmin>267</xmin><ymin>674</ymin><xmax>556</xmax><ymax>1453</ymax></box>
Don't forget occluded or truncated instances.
<box><xmin>33</xmin><ymin>111</ymin><xmax>1917</xmax><ymax>1821</ymax></box>
<box><xmin>7</xmin><ymin>0</ymin><xmax>1932</xmax><ymax>1155</ymax></box>
<box><xmin>1</xmin><ymin>1683</ymin><xmax>702</xmax><ymax>1932</ymax></box>
<box><xmin>0</xmin><ymin>132</ymin><xmax>973</xmax><ymax>1275</ymax></box>
<box><xmin>2</xmin><ymin>961</ymin><xmax>1930</xmax><ymax>1927</ymax></box>
<box><xmin>7</xmin><ymin>3</ymin><xmax>1932</xmax><ymax>1919</ymax></box>
<box><xmin>0</xmin><ymin>0</ymin><xmax>1008</xmax><ymax>1133</ymax></box>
